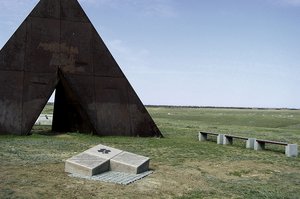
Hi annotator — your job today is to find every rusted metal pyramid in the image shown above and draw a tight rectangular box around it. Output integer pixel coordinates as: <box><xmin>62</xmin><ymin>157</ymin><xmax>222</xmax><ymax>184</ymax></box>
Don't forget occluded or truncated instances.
<box><xmin>0</xmin><ymin>0</ymin><xmax>162</xmax><ymax>137</ymax></box>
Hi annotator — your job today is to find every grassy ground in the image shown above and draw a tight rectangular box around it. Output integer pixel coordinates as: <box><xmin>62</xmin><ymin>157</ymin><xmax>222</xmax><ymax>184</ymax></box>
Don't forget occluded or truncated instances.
<box><xmin>1</xmin><ymin>106</ymin><xmax>300</xmax><ymax>198</ymax></box>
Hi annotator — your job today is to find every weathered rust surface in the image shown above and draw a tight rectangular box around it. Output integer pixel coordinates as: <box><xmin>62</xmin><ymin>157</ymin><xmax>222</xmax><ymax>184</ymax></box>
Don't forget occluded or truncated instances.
<box><xmin>0</xmin><ymin>71</ymin><xmax>23</xmax><ymax>134</ymax></box>
<box><xmin>0</xmin><ymin>0</ymin><xmax>162</xmax><ymax>137</ymax></box>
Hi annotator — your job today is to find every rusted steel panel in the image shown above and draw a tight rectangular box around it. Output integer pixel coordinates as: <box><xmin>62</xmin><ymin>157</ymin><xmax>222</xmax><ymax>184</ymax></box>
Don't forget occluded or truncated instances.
<box><xmin>0</xmin><ymin>71</ymin><xmax>23</xmax><ymax>134</ymax></box>
<box><xmin>21</xmin><ymin>72</ymin><xmax>58</xmax><ymax>134</ymax></box>
<box><xmin>29</xmin><ymin>0</ymin><xmax>60</xmax><ymax>20</ymax></box>
<box><xmin>60</xmin><ymin>21</ymin><xmax>93</xmax><ymax>75</ymax></box>
<box><xmin>0</xmin><ymin>21</ymin><xmax>27</xmax><ymax>71</ymax></box>
<box><xmin>94</xmin><ymin>77</ymin><xmax>132</xmax><ymax>136</ymax></box>
<box><xmin>60</xmin><ymin>0</ymin><xmax>90</xmax><ymax>22</ymax></box>
<box><xmin>62</xmin><ymin>73</ymin><xmax>97</xmax><ymax>129</ymax></box>
<box><xmin>25</xmin><ymin>17</ymin><xmax>60</xmax><ymax>73</ymax></box>
<box><xmin>92</xmin><ymin>29</ymin><xmax>124</xmax><ymax>78</ymax></box>
<box><xmin>127</xmin><ymin>83</ymin><xmax>162</xmax><ymax>137</ymax></box>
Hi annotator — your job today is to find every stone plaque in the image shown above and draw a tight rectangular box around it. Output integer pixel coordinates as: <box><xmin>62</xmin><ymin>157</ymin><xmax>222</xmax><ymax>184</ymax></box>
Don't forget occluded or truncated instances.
<box><xmin>65</xmin><ymin>153</ymin><xmax>109</xmax><ymax>176</ymax></box>
<box><xmin>84</xmin><ymin>144</ymin><xmax>123</xmax><ymax>159</ymax></box>
<box><xmin>110</xmin><ymin>152</ymin><xmax>150</xmax><ymax>174</ymax></box>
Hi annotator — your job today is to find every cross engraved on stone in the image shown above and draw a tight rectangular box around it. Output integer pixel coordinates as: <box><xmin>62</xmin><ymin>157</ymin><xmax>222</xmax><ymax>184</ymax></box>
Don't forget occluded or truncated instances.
<box><xmin>98</xmin><ymin>148</ymin><xmax>111</xmax><ymax>154</ymax></box>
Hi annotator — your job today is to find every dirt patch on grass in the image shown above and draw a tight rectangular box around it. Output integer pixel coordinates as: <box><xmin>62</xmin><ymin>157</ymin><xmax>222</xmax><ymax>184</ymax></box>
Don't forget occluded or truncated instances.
<box><xmin>188</xmin><ymin>160</ymin><xmax>299</xmax><ymax>181</ymax></box>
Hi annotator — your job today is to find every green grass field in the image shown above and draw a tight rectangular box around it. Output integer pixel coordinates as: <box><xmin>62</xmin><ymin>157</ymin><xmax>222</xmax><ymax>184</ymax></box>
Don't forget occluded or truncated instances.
<box><xmin>1</xmin><ymin>106</ymin><xmax>300</xmax><ymax>198</ymax></box>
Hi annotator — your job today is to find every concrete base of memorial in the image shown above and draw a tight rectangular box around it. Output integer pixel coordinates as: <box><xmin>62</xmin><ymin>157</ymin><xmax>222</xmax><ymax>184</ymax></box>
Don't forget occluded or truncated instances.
<box><xmin>65</xmin><ymin>144</ymin><xmax>150</xmax><ymax>177</ymax></box>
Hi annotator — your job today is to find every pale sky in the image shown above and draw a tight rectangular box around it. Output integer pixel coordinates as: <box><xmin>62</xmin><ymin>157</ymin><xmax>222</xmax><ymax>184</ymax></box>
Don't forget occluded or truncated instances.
<box><xmin>0</xmin><ymin>0</ymin><xmax>299</xmax><ymax>108</ymax></box>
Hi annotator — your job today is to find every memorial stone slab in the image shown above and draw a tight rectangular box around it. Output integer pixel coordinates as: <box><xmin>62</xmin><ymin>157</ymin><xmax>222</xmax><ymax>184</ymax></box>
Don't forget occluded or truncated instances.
<box><xmin>85</xmin><ymin>144</ymin><xmax>123</xmax><ymax>160</ymax></box>
<box><xmin>110</xmin><ymin>151</ymin><xmax>150</xmax><ymax>174</ymax></box>
<box><xmin>65</xmin><ymin>152</ymin><xmax>109</xmax><ymax>176</ymax></box>
<box><xmin>65</xmin><ymin>144</ymin><xmax>150</xmax><ymax>177</ymax></box>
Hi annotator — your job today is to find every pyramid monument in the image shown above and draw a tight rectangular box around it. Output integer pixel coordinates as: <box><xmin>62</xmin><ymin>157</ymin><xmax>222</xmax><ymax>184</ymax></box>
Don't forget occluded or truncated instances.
<box><xmin>0</xmin><ymin>0</ymin><xmax>162</xmax><ymax>137</ymax></box>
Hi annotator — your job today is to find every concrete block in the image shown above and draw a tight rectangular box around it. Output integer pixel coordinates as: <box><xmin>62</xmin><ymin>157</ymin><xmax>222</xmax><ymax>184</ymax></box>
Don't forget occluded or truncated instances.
<box><xmin>285</xmin><ymin>144</ymin><xmax>298</xmax><ymax>157</ymax></box>
<box><xmin>110</xmin><ymin>152</ymin><xmax>150</xmax><ymax>174</ymax></box>
<box><xmin>223</xmin><ymin>136</ymin><xmax>233</xmax><ymax>145</ymax></box>
<box><xmin>254</xmin><ymin>141</ymin><xmax>265</xmax><ymax>150</ymax></box>
<box><xmin>65</xmin><ymin>144</ymin><xmax>123</xmax><ymax>176</ymax></box>
<box><xmin>217</xmin><ymin>134</ymin><xmax>224</xmax><ymax>145</ymax></box>
<box><xmin>85</xmin><ymin>144</ymin><xmax>123</xmax><ymax>160</ymax></box>
<box><xmin>65</xmin><ymin>152</ymin><xmax>110</xmax><ymax>176</ymax></box>
<box><xmin>65</xmin><ymin>144</ymin><xmax>151</xmax><ymax>177</ymax></box>
<box><xmin>198</xmin><ymin>132</ymin><xmax>207</xmax><ymax>141</ymax></box>
<box><xmin>246</xmin><ymin>138</ymin><xmax>256</xmax><ymax>149</ymax></box>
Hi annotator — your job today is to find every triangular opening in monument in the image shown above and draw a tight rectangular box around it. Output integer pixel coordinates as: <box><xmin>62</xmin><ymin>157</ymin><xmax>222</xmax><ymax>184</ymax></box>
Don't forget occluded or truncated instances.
<box><xmin>33</xmin><ymin>90</ymin><xmax>55</xmax><ymax>133</ymax></box>
<box><xmin>52</xmin><ymin>70</ymin><xmax>95</xmax><ymax>134</ymax></box>
<box><xmin>34</xmin><ymin>72</ymin><xmax>95</xmax><ymax>135</ymax></box>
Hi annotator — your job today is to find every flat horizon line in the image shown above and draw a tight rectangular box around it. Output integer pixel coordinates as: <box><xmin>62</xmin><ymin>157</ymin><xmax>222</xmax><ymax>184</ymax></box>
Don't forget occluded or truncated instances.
<box><xmin>45</xmin><ymin>102</ymin><xmax>299</xmax><ymax>110</ymax></box>
<box><xmin>145</xmin><ymin>105</ymin><xmax>300</xmax><ymax>110</ymax></box>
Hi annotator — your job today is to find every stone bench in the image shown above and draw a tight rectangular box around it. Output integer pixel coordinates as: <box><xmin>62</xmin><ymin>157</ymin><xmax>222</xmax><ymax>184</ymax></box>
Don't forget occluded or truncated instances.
<box><xmin>222</xmin><ymin>135</ymin><xmax>257</xmax><ymax>149</ymax></box>
<box><xmin>223</xmin><ymin>134</ymin><xmax>247</xmax><ymax>144</ymax></box>
<box><xmin>254</xmin><ymin>139</ymin><xmax>298</xmax><ymax>157</ymax></box>
<box><xmin>198</xmin><ymin>132</ymin><xmax>227</xmax><ymax>145</ymax></box>
<box><xmin>198</xmin><ymin>131</ymin><xmax>218</xmax><ymax>141</ymax></box>
<box><xmin>198</xmin><ymin>131</ymin><xmax>298</xmax><ymax>157</ymax></box>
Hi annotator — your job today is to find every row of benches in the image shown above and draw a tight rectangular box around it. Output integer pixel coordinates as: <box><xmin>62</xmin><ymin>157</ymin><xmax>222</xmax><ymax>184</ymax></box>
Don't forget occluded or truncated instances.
<box><xmin>198</xmin><ymin>131</ymin><xmax>298</xmax><ymax>158</ymax></box>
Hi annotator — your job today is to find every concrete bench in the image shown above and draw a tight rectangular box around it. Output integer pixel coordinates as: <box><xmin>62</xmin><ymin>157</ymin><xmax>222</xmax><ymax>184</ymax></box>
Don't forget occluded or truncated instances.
<box><xmin>198</xmin><ymin>132</ymin><xmax>226</xmax><ymax>145</ymax></box>
<box><xmin>198</xmin><ymin>131</ymin><xmax>218</xmax><ymax>141</ymax></box>
<box><xmin>223</xmin><ymin>135</ymin><xmax>248</xmax><ymax>145</ymax></box>
<box><xmin>198</xmin><ymin>131</ymin><xmax>298</xmax><ymax>157</ymax></box>
<box><xmin>223</xmin><ymin>135</ymin><xmax>257</xmax><ymax>149</ymax></box>
<box><xmin>254</xmin><ymin>139</ymin><xmax>298</xmax><ymax>157</ymax></box>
